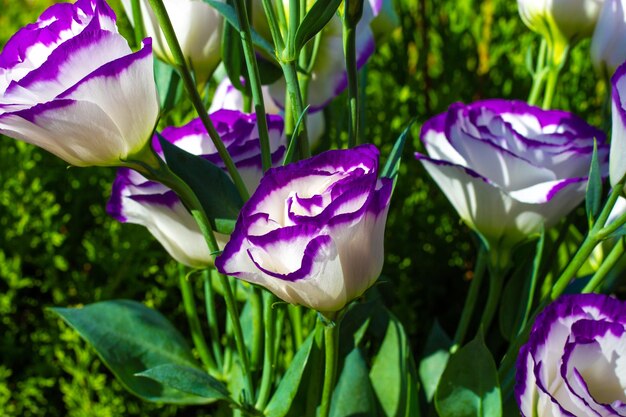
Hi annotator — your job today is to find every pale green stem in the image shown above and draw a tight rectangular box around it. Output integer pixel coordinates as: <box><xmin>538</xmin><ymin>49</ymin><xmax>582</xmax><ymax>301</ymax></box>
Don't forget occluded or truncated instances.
<box><xmin>281</xmin><ymin>61</ymin><xmax>310</xmax><ymax>158</ymax></box>
<box><xmin>583</xmin><ymin>237</ymin><xmax>625</xmax><ymax>293</ymax></box>
<box><xmin>527</xmin><ymin>39</ymin><xmax>547</xmax><ymax>106</ymax></box>
<box><xmin>250</xmin><ymin>287</ymin><xmax>263</xmax><ymax>369</ymax></box>
<box><xmin>255</xmin><ymin>291</ymin><xmax>277</xmax><ymax>409</ymax></box>
<box><xmin>204</xmin><ymin>269</ymin><xmax>224</xmax><ymax>370</ymax></box>
<box><xmin>343</xmin><ymin>20</ymin><xmax>359</xmax><ymax>147</ymax></box>
<box><xmin>288</xmin><ymin>304</ymin><xmax>304</xmax><ymax>348</ymax></box>
<box><xmin>318</xmin><ymin>319</ymin><xmax>340</xmax><ymax>417</ymax></box>
<box><xmin>232</xmin><ymin>0</ymin><xmax>272</xmax><ymax>171</ymax></box>
<box><xmin>130</xmin><ymin>0</ymin><xmax>146</xmax><ymax>47</ymax></box>
<box><xmin>146</xmin><ymin>0</ymin><xmax>250</xmax><ymax>200</ymax></box>
<box><xmin>179</xmin><ymin>266</ymin><xmax>216</xmax><ymax>372</ymax></box>
<box><xmin>479</xmin><ymin>265</ymin><xmax>504</xmax><ymax>334</ymax></box>
<box><xmin>541</xmin><ymin>67</ymin><xmax>560</xmax><ymax>109</ymax></box>
<box><xmin>451</xmin><ymin>247</ymin><xmax>487</xmax><ymax>351</ymax></box>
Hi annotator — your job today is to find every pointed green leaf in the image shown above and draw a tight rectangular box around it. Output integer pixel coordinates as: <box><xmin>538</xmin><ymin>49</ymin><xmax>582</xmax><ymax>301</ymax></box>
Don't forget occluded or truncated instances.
<box><xmin>203</xmin><ymin>0</ymin><xmax>276</xmax><ymax>59</ymax></box>
<box><xmin>283</xmin><ymin>105</ymin><xmax>311</xmax><ymax>166</ymax></box>
<box><xmin>157</xmin><ymin>133</ymin><xmax>243</xmax><ymax>234</ymax></box>
<box><xmin>50</xmin><ymin>300</ymin><xmax>210</xmax><ymax>404</ymax></box>
<box><xmin>153</xmin><ymin>58</ymin><xmax>182</xmax><ymax>113</ymax></box>
<box><xmin>586</xmin><ymin>139</ymin><xmax>602</xmax><ymax>225</ymax></box>
<box><xmin>265</xmin><ymin>333</ymin><xmax>315</xmax><ymax>417</ymax></box>
<box><xmin>330</xmin><ymin>347</ymin><xmax>376</xmax><ymax>417</ymax></box>
<box><xmin>418</xmin><ymin>320</ymin><xmax>452</xmax><ymax>402</ymax></box>
<box><xmin>381</xmin><ymin>119</ymin><xmax>416</xmax><ymax>190</ymax></box>
<box><xmin>435</xmin><ymin>331</ymin><xmax>502</xmax><ymax>417</ymax></box>
<box><xmin>294</xmin><ymin>0</ymin><xmax>343</xmax><ymax>51</ymax></box>
<box><xmin>137</xmin><ymin>363</ymin><xmax>232</xmax><ymax>402</ymax></box>
<box><xmin>370</xmin><ymin>312</ymin><xmax>421</xmax><ymax>417</ymax></box>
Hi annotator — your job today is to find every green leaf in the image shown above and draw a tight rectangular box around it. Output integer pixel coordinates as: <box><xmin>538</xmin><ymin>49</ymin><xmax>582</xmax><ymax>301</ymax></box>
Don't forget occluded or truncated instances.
<box><xmin>586</xmin><ymin>139</ymin><xmax>602</xmax><ymax>226</ymax></box>
<box><xmin>50</xmin><ymin>300</ymin><xmax>210</xmax><ymax>404</ymax></box>
<box><xmin>221</xmin><ymin>8</ymin><xmax>247</xmax><ymax>92</ymax></box>
<box><xmin>157</xmin><ymin>133</ymin><xmax>243</xmax><ymax>234</ymax></box>
<box><xmin>418</xmin><ymin>320</ymin><xmax>452</xmax><ymax>402</ymax></box>
<box><xmin>435</xmin><ymin>331</ymin><xmax>502</xmax><ymax>417</ymax></box>
<box><xmin>282</xmin><ymin>105</ymin><xmax>311</xmax><ymax>166</ymax></box>
<box><xmin>381</xmin><ymin>119</ymin><xmax>416</xmax><ymax>189</ymax></box>
<box><xmin>137</xmin><ymin>363</ymin><xmax>232</xmax><ymax>402</ymax></box>
<box><xmin>265</xmin><ymin>333</ymin><xmax>315</xmax><ymax>417</ymax></box>
<box><xmin>370</xmin><ymin>313</ymin><xmax>421</xmax><ymax>417</ymax></box>
<box><xmin>153</xmin><ymin>59</ymin><xmax>182</xmax><ymax>114</ymax></box>
<box><xmin>294</xmin><ymin>0</ymin><xmax>343</xmax><ymax>51</ymax></box>
<box><xmin>203</xmin><ymin>0</ymin><xmax>276</xmax><ymax>59</ymax></box>
<box><xmin>330</xmin><ymin>347</ymin><xmax>376</xmax><ymax>417</ymax></box>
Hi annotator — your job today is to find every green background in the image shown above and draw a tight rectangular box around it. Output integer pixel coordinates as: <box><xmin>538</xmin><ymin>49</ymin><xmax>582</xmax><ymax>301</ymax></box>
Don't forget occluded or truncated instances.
<box><xmin>0</xmin><ymin>0</ymin><xmax>603</xmax><ymax>415</ymax></box>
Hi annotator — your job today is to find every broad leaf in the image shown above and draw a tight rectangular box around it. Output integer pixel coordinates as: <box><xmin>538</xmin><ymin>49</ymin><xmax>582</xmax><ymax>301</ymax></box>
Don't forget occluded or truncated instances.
<box><xmin>157</xmin><ymin>133</ymin><xmax>244</xmax><ymax>234</ymax></box>
<box><xmin>265</xmin><ymin>333</ymin><xmax>315</xmax><ymax>417</ymax></box>
<box><xmin>294</xmin><ymin>0</ymin><xmax>343</xmax><ymax>51</ymax></box>
<box><xmin>330</xmin><ymin>347</ymin><xmax>376</xmax><ymax>417</ymax></box>
<box><xmin>137</xmin><ymin>363</ymin><xmax>232</xmax><ymax>402</ymax></box>
<box><xmin>50</xmin><ymin>300</ymin><xmax>210</xmax><ymax>404</ymax></box>
<box><xmin>435</xmin><ymin>332</ymin><xmax>501</xmax><ymax>417</ymax></box>
<box><xmin>418</xmin><ymin>320</ymin><xmax>452</xmax><ymax>402</ymax></box>
<box><xmin>370</xmin><ymin>313</ymin><xmax>421</xmax><ymax>417</ymax></box>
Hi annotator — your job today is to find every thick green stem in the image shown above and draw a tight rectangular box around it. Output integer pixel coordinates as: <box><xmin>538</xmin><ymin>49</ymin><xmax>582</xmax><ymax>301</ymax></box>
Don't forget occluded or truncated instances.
<box><xmin>319</xmin><ymin>320</ymin><xmax>340</xmax><ymax>417</ymax></box>
<box><xmin>479</xmin><ymin>266</ymin><xmax>504</xmax><ymax>334</ymax></box>
<box><xmin>342</xmin><ymin>22</ymin><xmax>359</xmax><ymax>147</ymax></box>
<box><xmin>255</xmin><ymin>291</ymin><xmax>277</xmax><ymax>409</ymax></box>
<box><xmin>281</xmin><ymin>61</ymin><xmax>310</xmax><ymax>158</ymax></box>
<box><xmin>130</xmin><ymin>0</ymin><xmax>146</xmax><ymax>47</ymax></box>
<box><xmin>250</xmin><ymin>287</ymin><xmax>264</xmax><ymax>369</ymax></box>
<box><xmin>204</xmin><ymin>269</ymin><xmax>224</xmax><ymax>370</ymax></box>
<box><xmin>179</xmin><ymin>266</ymin><xmax>216</xmax><ymax>372</ymax></box>
<box><xmin>451</xmin><ymin>248</ymin><xmax>487</xmax><ymax>351</ymax></box>
<box><xmin>232</xmin><ymin>0</ymin><xmax>272</xmax><ymax>172</ymax></box>
<box><xmin>541</xmin><ymin>67</ymin><xmax>560</xmax><ymax>109</ymax></box>
<box><xmin>583</xmin><ymin>237</ymin><xmax>625</xmax><ymax>293</ymax></box>
<box><xmin>288</xmin><ymin>304</ymin><xmax>304</xmax><ymax>348</ymax></box>
<box><xmin>146</xmin><ymin>0</ymin><xmax>250</xmax><ymax>200</ymax></box>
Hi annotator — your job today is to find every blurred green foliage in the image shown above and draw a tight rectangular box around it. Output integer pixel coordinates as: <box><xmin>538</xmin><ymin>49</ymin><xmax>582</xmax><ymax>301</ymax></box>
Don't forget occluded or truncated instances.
<box><xmin>0</xmin><ymin>0</ymin><xmax>603</xmax><ymax>415</ymax></box>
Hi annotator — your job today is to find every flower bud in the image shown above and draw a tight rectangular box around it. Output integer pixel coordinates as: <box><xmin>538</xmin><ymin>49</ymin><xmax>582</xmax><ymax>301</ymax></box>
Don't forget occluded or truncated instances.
<box><xmin>591</xmin><ymin>0</ymin><xmax>626</xmax><ymax>77</ymax></box>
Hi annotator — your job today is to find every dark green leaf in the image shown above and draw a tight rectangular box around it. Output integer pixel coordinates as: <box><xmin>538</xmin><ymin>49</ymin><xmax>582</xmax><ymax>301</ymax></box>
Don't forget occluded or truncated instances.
<box><xmin>370</xmin><ymin>313</ymin><xmax>421</xmax><ymax>417</ymax></box>
<box><xmin>381</xmin><ymin>119</ymin><xmax>416</xmax><ymax>190</ymax></box>
<box><xmin>294</xmin><ymin>0</ymin><xmax>343</xmax><ymax>51</ymax></box>
<box><xmin>265</xmin><ymin>333</ymin><xmax>315</xmax><ymax>417</ymax></box>
<box><xmin>137</xmin><ymin>363</ymin><xmax>232</xmax><ymax>402</ymax></box>
<box><xmin>418</xmin><ymin>320</ymin><xmax>452</xmax><ymax>402</ymax></box>
<box><xmin>586</xmin><ymin>139</ymin><xmax>602</xmax><ymax>225</ymax></box>
<box><xmin>221</xmin><ymin>8</ymin><xmax>247</xmax><ymax>92</ymax></box>
<box><xmin>157</xmin><ymin>133</ymin><xmax>244</xmax><ymax>233</ymax></box>
<box><xmin>153</xmin><ymin>59</ymin><xmax>182</xmax><ymax>113</ymax></box>
<box><xmin>50</xmin><ymin>300</ymin><xmax>210</xmax><ymax>404</ymax></box>
<box><xmin>435</xmin><ymin>331</ymin><xmax>501</xmax><ymax>417</ymax></box>
<box><xmin>203</xmin><ymin>0</ymin><xmax>276</xmax><ymax>59</ymax></box>
<box><xmin>330</xmin><ymin>347</ymin><xmax>376</xmax><ymax>417</ymax></box>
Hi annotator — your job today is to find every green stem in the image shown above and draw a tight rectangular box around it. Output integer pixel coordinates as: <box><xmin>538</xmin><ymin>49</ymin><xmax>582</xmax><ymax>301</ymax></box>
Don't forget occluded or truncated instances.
<box><xmin>130</xmin><ymin>0</ymin><xmax>146</xmax><ymax>47</ymax></box>
<box><xmin>288</xmin><ymin>304</ymin><xmax>304</xmax><ymax>348</ymax></box>
<box><xmin>479</xmin><ymin>266</ymin><xmax>504</xmax><ymax>334</ymax></box>
<box><xmin>583</xmin><ymin>237</ymin><xmax>625</xmax><ymax>293</ymax></box>
<box><xmin>319</xmin><ymin>319</ymin><xmax>340</xmax><ymax>417</ymax></box>
<box><xmin>179</xmin><ymin>266</ymin><xmax>216</xmax><ymax>372</ymax></box>
<box><xmin>342</xmin><ymin>21</ymin><xmax>359</xmax><ymax>147</ymax></box>
<box><xmin>255</xmin><ymin>291</ymin><xmax>277</xmax><ymax>409</ymax></box>
<box><xmin>250</xmin><ymin>287</ymin><xmax>264</xmax><ymax>369</ymax></box>
<box><xmin>281</xmin><ymin>61</ymin><xmax>310</xmax><ymax>159</ymax></box>
<box><xmin>204</xmin><ymin>269</ymin><xmax>224</xmax><ymax>370</ymax></box>
<box><xmin>527</xmin><ymin>39</ymin><xmax>547</xmax><ymax>106</ymax></box>
<box><xmin>541</xmin><ymin>66</ymin><xmax>560</xmax><ymax>109</ymax></box>
<box><xmin>232</xmin><ymin>0</ymin><xmax>272</xmax><ymax>172</ymax></box>
<box><xmin>451</xmin><ymin>247</ymin><xmax>487</xmax><ymax>351</ymax></box>
<box><xmin>146</xmin><ymin>0</ymin><xmax>250</xmax><ymax>200</ymax></box>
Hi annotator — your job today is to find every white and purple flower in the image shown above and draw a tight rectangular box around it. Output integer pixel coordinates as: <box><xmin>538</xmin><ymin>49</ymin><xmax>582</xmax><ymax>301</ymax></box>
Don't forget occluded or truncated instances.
<box><xmin>609</xmin><ymin>60</ymin><xmax>626</xmax><ymax>189</ymax></box>
<box><xmin>591</xmin><ymin>0</ymin><xmax>626</xmax><ymax>78</ymax></box>
<box><xmin>0</xmin><ymin>0</ymin><xmax>159</xmax><ymax>167</ymax></box>
<box><xmin>516</xmin><ymin>293</ymin><xmax>626</xmax><ymax>417</ymax></box>
<box><xmin>107</xmin><ymin>109</ymin><xmax>285</xmax><ymax>268</ymax></box>
<box><xmin>215</xmin><ymin>144</ymin><xmax>392</xmax><ymax>314</ymax></box>
<box><xmin>121</xmin><ymin>0</ymin><xmax>223</xmax><ymax>83</ymax></box>
<box><xmin>415</xmin><ymin>99</ymin><xmax>607</xmax><ymax>252</ymax></box>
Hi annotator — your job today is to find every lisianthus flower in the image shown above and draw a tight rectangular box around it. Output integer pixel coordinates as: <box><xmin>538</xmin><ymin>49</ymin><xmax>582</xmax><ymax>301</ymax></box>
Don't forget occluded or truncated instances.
<box><xmin>0</xmin><ymin>0</ymin><xmax>159</xmax><ymax>167</ymax></box>
<box><xmin>516</xmin><ymin>293</ymin><xmax>626</xmax><ymax>417</ymax></box>
<box><xmin>591</xmin><ymin>0</ymin><xmax>626</xmax><ymax>78</ymax></box>
<box><xmin>107</xmin><ymin>110</ymin><xmax>285</xmax><ymax>268</ymax></box>
<box><xmin>216</xmin><ymin>144</ymin><xmax>392</xmax><ymax>314</ymax></box>
<box><xmin>415</xmin><ymin>99</ymin><xmax>607</xmax><ymax>255</ymax></box>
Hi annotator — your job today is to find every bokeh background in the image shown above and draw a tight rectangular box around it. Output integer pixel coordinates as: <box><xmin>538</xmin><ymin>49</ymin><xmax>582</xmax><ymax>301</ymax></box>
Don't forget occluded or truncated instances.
<box><xmin>0</xmin><ymin>0</ymin><xmax>604</xmax><ymax>415</ymax></box>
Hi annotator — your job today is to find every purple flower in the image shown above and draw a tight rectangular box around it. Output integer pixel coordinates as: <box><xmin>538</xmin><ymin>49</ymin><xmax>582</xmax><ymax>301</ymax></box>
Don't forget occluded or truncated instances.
<box><xmin>0</xmin><ymin>0</ymin><xmax>159</xmax><ymax>167</ymax></box>
<box><xmin>215</xmin><ymin>144</ymin><xmax>392</xmax><ymax>314</ymax></box>
<box><xmin>415</xmin><ymin>99</ymin><xmax>607</xmax><ymax>252</ymax></box>
<box><xmin>610</xmin><ymin>60</ymin><xmax>626</xmax><ymax>188</ymax></box>
<box><xmin>107</xmin><ymin>109</ymin><xmax>285</xmax><ymax>268</ymax></box>
<box><xmin>516</xmin><ymin>293</ymin><xmax>626</xmax><ymax>417</ymax></box>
